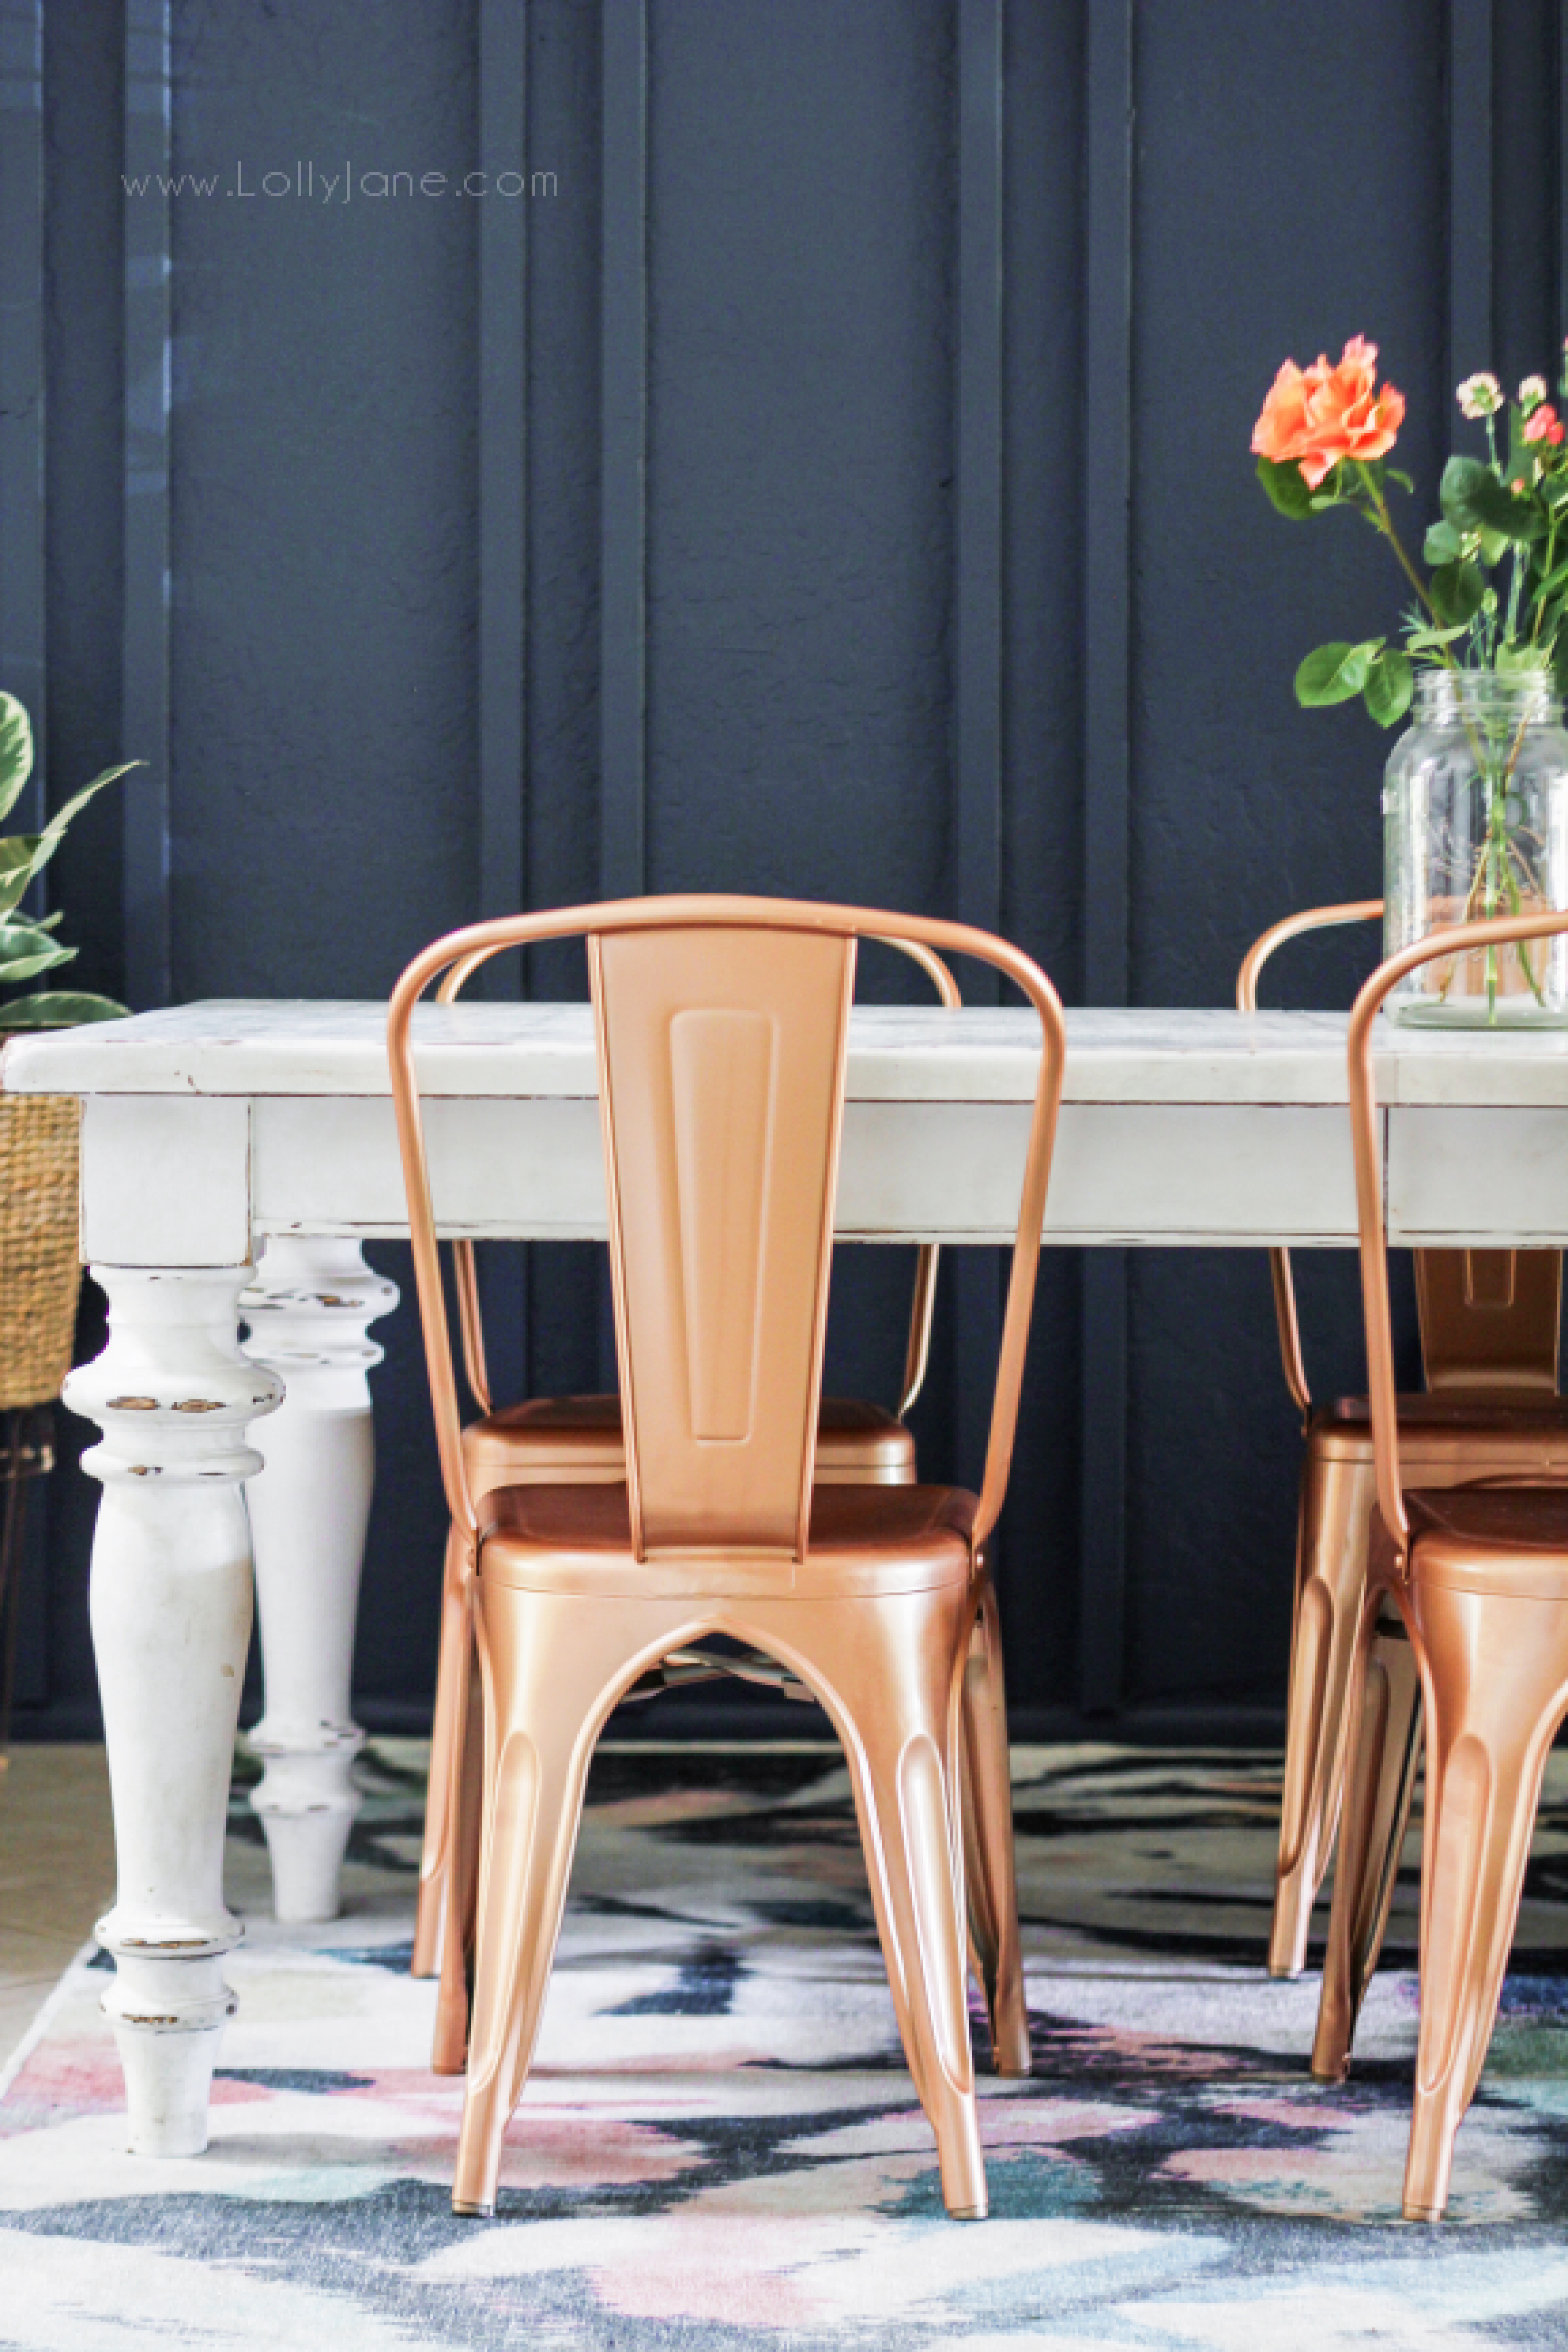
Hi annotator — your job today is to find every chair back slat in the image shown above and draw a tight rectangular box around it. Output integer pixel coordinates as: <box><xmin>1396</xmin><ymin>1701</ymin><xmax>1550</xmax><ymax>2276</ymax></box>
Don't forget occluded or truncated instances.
<box><xmin>592</xmin><ymin>924</ymin><xmax>854</xmax><ymax>1558</ymax></box>
<box><xmin>1416</xmin><ymin>1249</ymin><xmax>1561</xmax><ymax>1393</ymax></box>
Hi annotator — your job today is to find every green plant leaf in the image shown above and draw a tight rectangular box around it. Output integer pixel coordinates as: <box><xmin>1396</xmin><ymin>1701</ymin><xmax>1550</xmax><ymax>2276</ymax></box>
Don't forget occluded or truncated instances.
<box><xmin>0</xmin><ymin>760</ymin><xmax>142</xmax><ymax>919</ymax></box>
<box><xmin>1386</xmin><ymin>468</ymin><xmax>1414</xmax><ymax>494</ymax></box>
<box><xmin>0</xmin><ymin>921</ymin><xmax>76</xmax><ymax>982</ymax></box>
<box><xmin>0</xmin><ymin>836</ymin><xmax>43</xmax><ymax>920</ymax></box>
<box><xmin>0</xmin><ymin>696</ymin><xmax>32</xmax><ymax>826</ymax></box>
<box><xmin>1256</xmin><ymin>455</ymin><xmax>1317</xmax><ymax>519</ymax></box>
<box><xmin>1495</xmin><ymin>639</ymin><xmax>1552</xmax><ymax>673</ymax></box>
<box><xmin>1403</xmin><ymin>621</ymin><xmax>1471</xmax><ymax>651</ymax></box>
<box><xmin>0</xmin><ymin>990</ymin><xmax>126</xmax><ymax>1028</ymax></box>
<box><xmin>1364</xmin><ymin>647</ymin><xmax>1414</xmax><ymax>727</ymax></box>
<box><xmin>1424</xmin><ymin>520</ymin><xmax>1466</xmax><ymax>566</ymax></box>
<box><xmin>1431</xmin><ymin>559</ymin><xmax>1487</xmax><ymax>626</ymax></box>
<box><xmin>1294</xmin><ymin>640</ymin><xmax>1382</xmax><ymax>706</ymax></box>
<box><xmin>1441</xmin><ymin>453</ymin><xmax>1544</xmax><ymax>541</ymax></box>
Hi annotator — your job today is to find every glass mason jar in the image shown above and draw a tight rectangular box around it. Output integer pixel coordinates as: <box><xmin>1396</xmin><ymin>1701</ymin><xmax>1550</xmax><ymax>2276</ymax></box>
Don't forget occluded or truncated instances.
<box><xmin>1383</xmin><ymin>668</ymin><xmax>1568</xmax><ymax>1024</ymax></box>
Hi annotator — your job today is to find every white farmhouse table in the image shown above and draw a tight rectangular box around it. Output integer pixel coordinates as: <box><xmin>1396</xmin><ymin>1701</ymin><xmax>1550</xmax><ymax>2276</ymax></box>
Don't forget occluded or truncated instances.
<box><xmin>9</xmin><ymin>994</ymin><xmax>1568</xmax><ymax>2160</ymax></box>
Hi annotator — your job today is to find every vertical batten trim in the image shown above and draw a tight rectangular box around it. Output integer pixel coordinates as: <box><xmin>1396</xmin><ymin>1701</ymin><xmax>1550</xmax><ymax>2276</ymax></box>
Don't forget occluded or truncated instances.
<box><xmin>477</xmin><ymin>0</ymin><xmax>531</xmax><ymax>1405</ymax></box>
<box><xmin>1078</xmin><ymin>0</ymin><xmax>1134</xmax><ymax>1714</ymax></box>
<box><xmin>0</xmin><ymin>0</ymin><xmax>46</xmax><ymax>849</ymax></box>
<box><xmin>1448</xmin><ymin>0</ymin><xmax>1493</xmax><ymax>389</ymax></box>
<box><xmin>479</xmin><ymin>0</ymin><xmax>528</xmax><ymax>968</ymax></box>
<box><xmin>952</xmin><ymin>0</ymin><xmax>1007</xmax><ymax>1507</ymax></box>
<box><xmin>598</xmin><ymin>0</ymin><xmax>647</xmax><ymax>900</ymax></box>
<box><xmin>122</xmin><ymin>0</ymin><xmax>173</xmax><ymax>1009</ymax></box>
<box><xmin>956</xmin><ymin>0</ymin><xmax>1004</xmax><ymax>964</ymax></box>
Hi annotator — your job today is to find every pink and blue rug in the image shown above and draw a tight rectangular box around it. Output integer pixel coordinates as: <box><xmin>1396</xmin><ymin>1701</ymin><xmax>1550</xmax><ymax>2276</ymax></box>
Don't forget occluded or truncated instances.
<box><xmin>3</xmin><ymin>1739</ymin><xmax>1568</xmax><ymax>2347</ymax></box>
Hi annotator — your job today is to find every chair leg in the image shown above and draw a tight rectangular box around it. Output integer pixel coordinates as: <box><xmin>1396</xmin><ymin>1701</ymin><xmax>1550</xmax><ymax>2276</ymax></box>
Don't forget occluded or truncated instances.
<box><xmin>958</xmin><ymin>1578</ymin><xmax>1029</xmax><ymax>2077</ymax></box>
<box><xmin>766</xmin><ymin>1586</ymin><xmax>987</xmax><ymax>2220</ymax></box>
<box><xmin>452</xmin><ymin>1586</ymin><xmax>683</xmax><ymax>2218</ymax></box>
<box><xmin>1311</xmin><ymin>1598</ymin><xmax>1422</xmax><ymax>2082</ymax></box>
<box><xmin>431</xmin><ymin>1637</ymin><xmax>485</xmax><ymax>2074</ymax></box>
<box><xmin>1271</xmin><ymin>1448</ymin><xmax>1378</xmax><ymax>1978</ymax></box>
<box><xmin>414</xmin><ymin>1523</ymin><xmax>472</xmax><ymax>1979</ymax></box>
<box><xmin>1401</xmin><ymin>1582</ymin><xmax>1568</xmax><ymax>2223</ymax></box>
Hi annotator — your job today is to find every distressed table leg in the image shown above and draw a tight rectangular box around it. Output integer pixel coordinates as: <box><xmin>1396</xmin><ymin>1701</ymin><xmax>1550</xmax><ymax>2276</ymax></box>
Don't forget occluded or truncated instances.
<box><xmin>64</xmin><ymin>1264</ymin><xmax>283</xmax><ymax>2157</ymax></box>
<box><xmin>240</xmin><ymin>1239</ymin><xmax>398</xmax><ymax>1923</ymax></box>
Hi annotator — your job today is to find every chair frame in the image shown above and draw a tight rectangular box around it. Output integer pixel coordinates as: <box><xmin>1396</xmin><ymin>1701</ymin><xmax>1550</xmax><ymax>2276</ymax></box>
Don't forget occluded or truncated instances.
<box><xmin>389</xmin><ymin>894</ymin><xmax>1066</xmax><ymax>2221</ymax></box>
<box><xmin>1312</xmin><ymin>904</ymin><xmax>1568</xmax><ymax>2220</ymax></box>
<box><xmin>1239</xmin><ymin>902</ymin><xmax>1563</xmax><ymax>1976</ymax></box>
<box><xmin>411</xmin><ymin>932</ymin><xmax>963</xmax><ymax>1991</ymax></box>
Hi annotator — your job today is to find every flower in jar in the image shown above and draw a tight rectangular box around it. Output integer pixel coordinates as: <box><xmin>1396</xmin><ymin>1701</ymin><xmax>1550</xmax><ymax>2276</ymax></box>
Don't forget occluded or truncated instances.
<box><xmin>1456</xmin><ymin>372</ymin><xmax>1504</xmax><ymax>419</ymax></box>
<box><xmin>1524</xmin><ymin>402</ymin><xmax>1565</xmax><ymax>447</ymax></box>
<box><xmin>1252</xmin><ymin>336</ymin><xmax>1405</xmax><ymax>489</ymax></box>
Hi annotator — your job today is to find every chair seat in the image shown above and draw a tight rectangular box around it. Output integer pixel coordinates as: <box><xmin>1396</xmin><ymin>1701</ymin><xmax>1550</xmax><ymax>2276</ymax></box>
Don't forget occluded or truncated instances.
<box><xmin>463</xmin><ymin>1392</ymin><xmax>917</xmax><ymax>1489</ymax></box>
<box><xmin>1404</xmin><ymin>1484</ymin><xmax>1568</xmax><ymax>1599</ymax></box>
<box><xmin>478</xmin><ymin>1478</ymin><xmax>979</xmax><ymax>1599</ymax></box>
<box><xmin>1313</xmin><ymin>1391</ymin><xmax>1568</xmax><ymax>1473</ymax></box>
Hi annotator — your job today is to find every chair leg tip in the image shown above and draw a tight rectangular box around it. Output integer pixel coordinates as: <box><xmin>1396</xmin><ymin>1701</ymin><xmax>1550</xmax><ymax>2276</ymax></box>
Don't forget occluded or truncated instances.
<box><xmin>453</xmin><ymin>2197</ymin><xmax>495</xmax><ymax>2219</ymax></box>
<box><xmin>1267</xmin><ymin>1961</ymin><xmax>1302</xmax><ymax>1981</ymax></box>
<box><xmin>1309</xmin><ymin>2059</ymin><xmax>1350</xmax><ymax>2086</ymax></box>
<box><xmin>1402</xmin><ymin>2200</ymin><xmax>1444</xmax><ymax>2224</ymax></box>
<box><xmin>947</xmin><ymin>2202</ymin><xmax>987</xmax><ymax>2221</ymax></box>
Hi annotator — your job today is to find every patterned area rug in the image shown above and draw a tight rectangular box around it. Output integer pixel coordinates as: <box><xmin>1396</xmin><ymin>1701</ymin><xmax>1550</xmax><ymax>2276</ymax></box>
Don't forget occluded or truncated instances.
<box><xmin>3</xmin><ymin>1737</ymin><xmax>1568</xmax><ymax>2349</ymax></box>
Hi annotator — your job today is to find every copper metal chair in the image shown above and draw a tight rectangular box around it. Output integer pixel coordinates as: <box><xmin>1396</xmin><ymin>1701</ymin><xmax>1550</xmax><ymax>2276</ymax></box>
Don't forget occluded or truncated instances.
<box><xmin>1239</xmin><ymin>904</ymin><xmax>1568</xmax><ymax>1978</ymax></box>
<box><xmin>1306</xmin><ymin>906</ymin><xmax>1568</xmax><ymax>2220</ymax></box>
<box><xmin>389</xmin><ymin>896</ymin><xmax>1065</xmax><ymax>2220</ymax></box>
<box><xmin>410</xmin><ymin>936</ymin><xmax>964</xmax><ymax>2035</ymax></box>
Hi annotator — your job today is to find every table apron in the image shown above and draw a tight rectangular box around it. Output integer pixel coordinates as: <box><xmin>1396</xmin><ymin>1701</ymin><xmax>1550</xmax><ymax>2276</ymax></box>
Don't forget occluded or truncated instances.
<box><xmin>77</xmin><ymin>1092</ymin><xmax>1568</xmax><ymax>1259</ymax></box>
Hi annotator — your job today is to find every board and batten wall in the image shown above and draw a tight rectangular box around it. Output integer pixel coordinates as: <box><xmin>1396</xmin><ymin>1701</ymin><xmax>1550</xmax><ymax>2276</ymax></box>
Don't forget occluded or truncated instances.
<box><xmin>4</xmin><ymin>0</ymin><xmax>1561</xmax><ymax>1733</ymax></box>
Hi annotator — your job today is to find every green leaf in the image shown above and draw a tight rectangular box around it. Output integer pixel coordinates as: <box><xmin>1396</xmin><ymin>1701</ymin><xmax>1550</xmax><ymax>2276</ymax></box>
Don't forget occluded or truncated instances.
<box><xmin>0</xmin><ymin>990</ymin><xmax>126</xmax><ymax>1028</ymax></box>
<box><xmin>1441</xmin><ymin>453</ymin><xmax>1544</xmax><ymax>541</ymax></box>
<box><xmin>1431</xmin><ymin>559</ymin><xmax>1487</xmax><ymax>626</ymax></box>
<box><xmin>1364</xmin><ymin>647</ymin><xmax>1415</xmax><ymax>728</ymax></box>
<box><xmin>0</xmin><ymin>836</ymin><xmax>43</xmax><ymax>920</ymax></box>
<box><xmin>1424</xmin><ymin>520</ymin><xmax>1466</xmax><ymax>566</ymax></box>
<box><xmin>1404</xmin><ymin>621</ymin><xmax>1471</xmax><ymax>651</ymax></box>
<box><xmin>0</xmin><ymin>921</ymin><xmax>76</xmax><ymax>982</ymax></box>
<box><xmin>0</xmin><ymin>760</ymin><xmax>142</xmax><ymax>919</ymax></box>
<box><xmin>1256</xmin><ymin>455</ymin><xmax>1317</xmax><ymax>519</ymax></box>
<box><xmin>1495</xmin><ymin>639</ymin><xmax>1552</xmax><ymax>673</ymax></box>
<box><xmin>1294</xmin><ymin>639</ymin><xmax>1383</xmax><ymax>706</ymax></box>
<box><xmin>0</xmin><ymin>696</ymin><xmax>32</xmax><ymax>826</ymax></box>
<box><xmin>1386</xmin><ymin>468</ymin><xmax>1415</xmax><ymax>495</ymax></box>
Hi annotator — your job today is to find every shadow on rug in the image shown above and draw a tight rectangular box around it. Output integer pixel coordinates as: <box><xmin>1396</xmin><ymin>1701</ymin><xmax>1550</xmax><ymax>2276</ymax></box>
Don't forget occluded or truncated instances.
<box><xmin>3</xmin><ymin>1739</ymin><xmax>1568</xmax><ymax>2349</ymax></box>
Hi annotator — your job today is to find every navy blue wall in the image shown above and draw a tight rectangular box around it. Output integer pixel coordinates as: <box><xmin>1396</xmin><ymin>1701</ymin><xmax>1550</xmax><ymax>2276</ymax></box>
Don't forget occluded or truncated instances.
<box><xmin>14</xmin><ymin>0</ymin><xmax>1565</xmax><ymax>1731</ymax></box>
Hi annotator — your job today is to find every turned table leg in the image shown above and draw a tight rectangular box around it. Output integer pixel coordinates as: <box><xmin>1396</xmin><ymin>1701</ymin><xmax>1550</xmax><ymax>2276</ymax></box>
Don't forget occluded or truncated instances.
<box><xmin>240</xmin><ymin>1238</ymin><xmax>397</xmax><ymax>1923</ymax></box>
<box><xmin>63</xmin><ymin>1264</ymin><xmax>283</xmax><ymax>2155</ymax></box>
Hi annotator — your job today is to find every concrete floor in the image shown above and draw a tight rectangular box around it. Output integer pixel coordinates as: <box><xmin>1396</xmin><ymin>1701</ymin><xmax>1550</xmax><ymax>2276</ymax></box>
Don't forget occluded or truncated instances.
<box><xmin>0</xmin><ymin>1744</ymin><xmax>114</xmax><ymax>2071</ymax></box>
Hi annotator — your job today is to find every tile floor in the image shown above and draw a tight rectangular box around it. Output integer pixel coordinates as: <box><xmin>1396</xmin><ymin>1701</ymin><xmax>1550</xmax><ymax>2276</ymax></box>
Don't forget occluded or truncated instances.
<box><xmin>0</xmin><ymin>1744</ymin><xmax>114</xmax><ymax>2070</ymax></box>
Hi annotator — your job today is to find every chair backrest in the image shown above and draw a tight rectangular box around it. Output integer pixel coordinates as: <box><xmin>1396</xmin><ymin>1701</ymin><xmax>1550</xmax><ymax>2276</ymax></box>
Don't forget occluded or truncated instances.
<box><xmin>437</xmin><ymin>933</ymin><xmax>959</xmax><ymax>1424</ymax></box>
<box><xmin>1239</xmin><ymin>900</ymin><xmax>1561</xmax><ymax>1416</ymax></box>
<box><xmin>1348</xmin><ymin>906</ymin><xmax>1568</xmax><ymax>1560</ymax></box>
<box><xmin>389</xmin><ymin>895</ymin><xmax>1066</xmax><ymax>1564</ymax></box>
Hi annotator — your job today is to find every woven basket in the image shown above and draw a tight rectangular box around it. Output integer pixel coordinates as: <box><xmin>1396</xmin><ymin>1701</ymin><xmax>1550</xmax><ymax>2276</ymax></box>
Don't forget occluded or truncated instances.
<box><xmin>0</xmin><ymin>1093</ymin><xmax>81</xmax><ymax>1410</ymax></box>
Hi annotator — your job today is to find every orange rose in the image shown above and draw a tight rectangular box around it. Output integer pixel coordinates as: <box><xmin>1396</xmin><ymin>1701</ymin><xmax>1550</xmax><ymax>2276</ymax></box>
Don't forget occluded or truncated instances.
<box><xmin>1252</xmin><ymin>336</ymin><xmax>1405</xmax><ymax>489</ymax></box>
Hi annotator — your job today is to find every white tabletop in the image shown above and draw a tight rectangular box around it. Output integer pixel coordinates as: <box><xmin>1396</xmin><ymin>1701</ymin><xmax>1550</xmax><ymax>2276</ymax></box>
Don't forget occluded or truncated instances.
<box><xmin>12</xmin><ymin>998</ymin><xmax>1568</xmax><ymax>1108</ymax></box>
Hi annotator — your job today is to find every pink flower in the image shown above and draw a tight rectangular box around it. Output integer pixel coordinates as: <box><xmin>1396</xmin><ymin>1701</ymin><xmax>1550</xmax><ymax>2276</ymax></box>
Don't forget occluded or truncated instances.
<box><xmin>1524</xmin><ymin>404</ymin><xmax>1565</xmax><ymax>447</ymax></box>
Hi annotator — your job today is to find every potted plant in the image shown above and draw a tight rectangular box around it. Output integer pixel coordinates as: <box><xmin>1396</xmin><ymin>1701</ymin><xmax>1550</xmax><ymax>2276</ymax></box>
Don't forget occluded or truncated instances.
<box><xmin>0</xmin><ymin>692</ymin><xmax>135</xmax><ymax>1741</ymax></box>
<box><xmin>1254</xmin><ymin>338</ymin><xmax>1568</xmax><ymax>1024</ymax></box>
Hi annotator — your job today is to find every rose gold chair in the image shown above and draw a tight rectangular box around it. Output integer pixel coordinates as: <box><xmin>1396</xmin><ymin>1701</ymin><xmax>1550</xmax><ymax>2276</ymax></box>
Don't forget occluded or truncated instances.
<box><xmin>1306</xmin><ymin>906</ymin><xmax>1568</xmax><ymax>2220</ymax></box>
<box><xmin>1239</xmin><ymin>904</ymin><xmax>1568</xmax><ymax>1978</ymax></box>
<box><xmin>410</xmin><ymin>937</ymin><xmax>968</xmax><ymax>2051</ymax></box>
<box><xmin>389</xmin><ymin>896</ymin><xmax>1065</xmax><ymax>2220</ymax></box>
